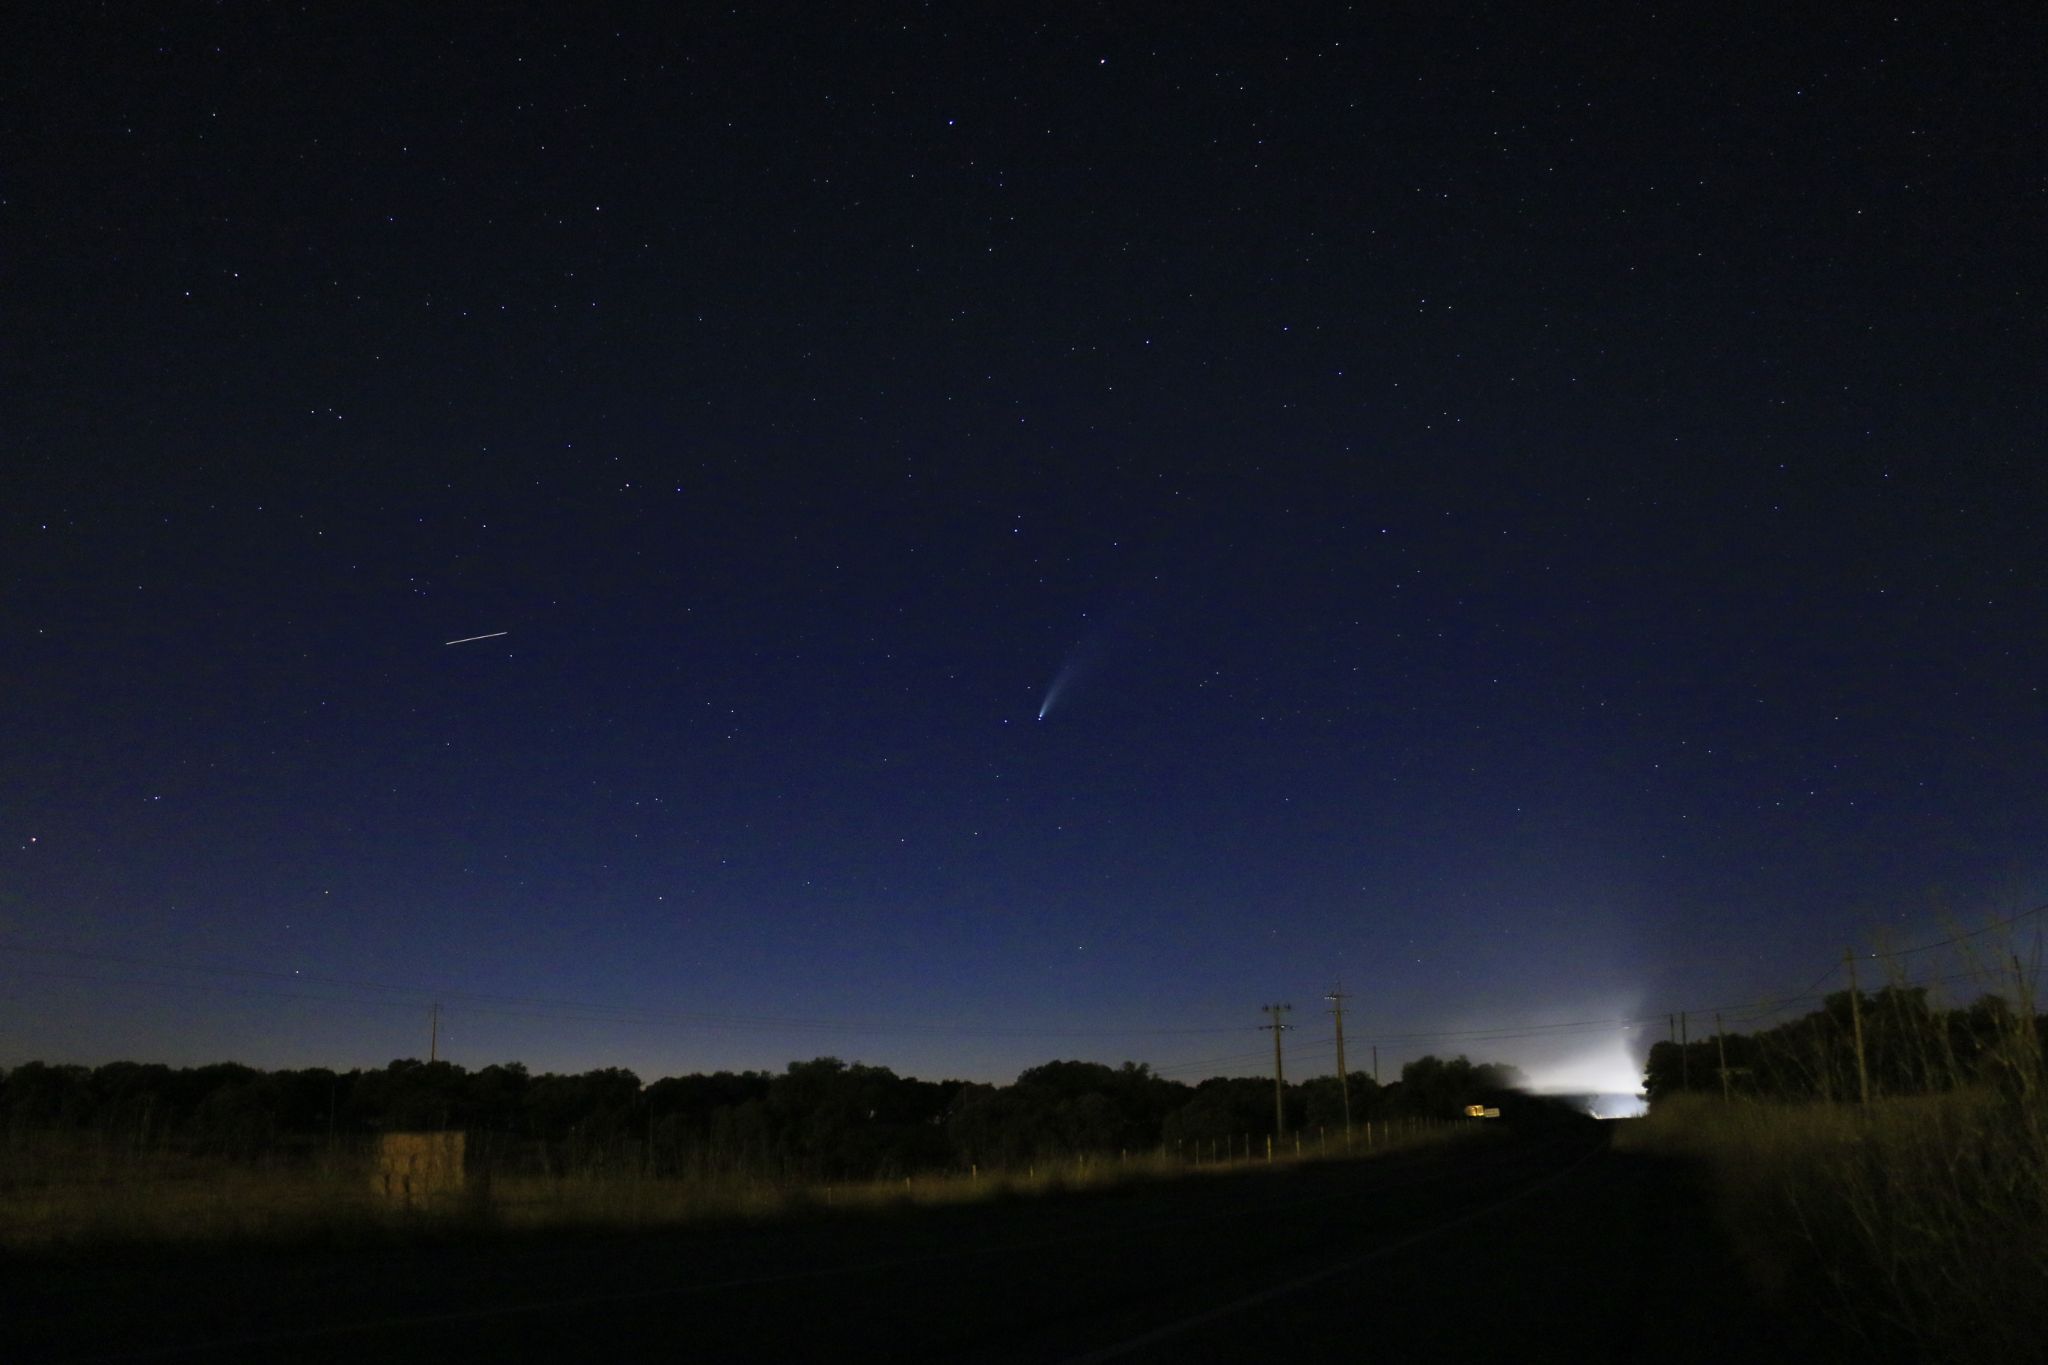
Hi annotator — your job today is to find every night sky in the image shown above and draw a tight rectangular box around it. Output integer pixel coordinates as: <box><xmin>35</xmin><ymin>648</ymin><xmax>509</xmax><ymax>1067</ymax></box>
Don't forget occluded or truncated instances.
<box><xmin>7</xmin><ymin>5</ymin><xmax>2044</xmax><ymax>1097</ymax></box>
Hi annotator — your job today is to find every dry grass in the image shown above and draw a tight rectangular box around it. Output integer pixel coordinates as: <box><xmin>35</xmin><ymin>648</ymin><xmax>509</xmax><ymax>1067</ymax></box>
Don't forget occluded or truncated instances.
<box><xmin>1620</xmin><ymin>1046</ymin><xmax>2048</xmax><ymax>1361</ymax></box>
<box><xmin>0</xmin><ymin>1118</ymin><xmax>1469</xmax><ymax>1253</ymax></box>
<box><xmin>0</xmin><ymin>1138</ymin><xmax>385</xmax><ymax>1249</ymax></box>
<box><xmin>474</xmin><ymin>1120</ymin><xmax>1470</xmax><ymax>1231</ymax></box>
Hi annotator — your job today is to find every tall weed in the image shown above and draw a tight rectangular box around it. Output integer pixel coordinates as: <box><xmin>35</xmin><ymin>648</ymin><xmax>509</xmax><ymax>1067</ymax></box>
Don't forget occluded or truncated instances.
<box><xmin>1624</xmin><ymin>988</ymin><xmax>2048</xmax><ymax>1363</ymax></box>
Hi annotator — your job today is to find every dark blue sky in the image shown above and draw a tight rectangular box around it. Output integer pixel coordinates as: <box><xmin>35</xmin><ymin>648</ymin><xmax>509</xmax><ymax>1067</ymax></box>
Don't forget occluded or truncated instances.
<box><xmin>7</xmin><ymin>4</ymin><xmax>2043</xmax><ymax>1092</ymax></box>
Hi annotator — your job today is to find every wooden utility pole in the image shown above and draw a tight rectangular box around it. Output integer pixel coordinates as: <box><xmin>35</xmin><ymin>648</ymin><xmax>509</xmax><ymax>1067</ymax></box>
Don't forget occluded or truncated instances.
<box><xmin>1326</xmin><ymin>986</ymin><xmax>1352</xmax><ymax>1136</ymax></box>
<box><xmin>1680</xmin><ymin>1012</ymin><xmax>1690</xmax><ymax>1091</ymax></box>
<box><xmin>429</xmin><ymin>1002</ymin><xmax>440</xmax><ymax>1064</ymax></box>
<box><xmin>2015</xmin><ymin>953</ymin><xmax>2040</xmax><ymax>1077</ymax></box>
<box><xmin>1845</xmin><ymin>949</ymin><xmax>1870</xmax><ymax>1105</ymax></box>
<box><xmin>1371</xmin><ymin>1044</ymin><xmax>1379</xmax><ymax>1086</ymax></box>
<box><xmin>1261</xmin><ymin>1004</ymin><xmax>1293</xmax><ymax>1137</ymax></box>
<box><xmin>1715</xmin><ymin>1012</ymin><xmax>1730</xmax><ymax>1102</ymax></box>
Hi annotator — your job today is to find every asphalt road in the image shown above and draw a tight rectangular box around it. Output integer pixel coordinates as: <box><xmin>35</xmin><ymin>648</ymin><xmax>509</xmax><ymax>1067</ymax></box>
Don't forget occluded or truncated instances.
<box><xmin>7</xmin><ymin>1121</ymin><xmax>1834</xmax><ymax>1364</ymax></box>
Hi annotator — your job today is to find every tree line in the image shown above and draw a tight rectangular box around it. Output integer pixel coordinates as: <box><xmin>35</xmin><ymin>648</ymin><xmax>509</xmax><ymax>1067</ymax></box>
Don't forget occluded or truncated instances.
<box><xmin>1643</xmin><ymin>986</ymin><xmax>2045</xmax><ymax>1103</ymax></box>
<box><xmin>0</xmin><ymin>1052</ymin><xmax>1531</xmax><ymax>1181</ymax></box>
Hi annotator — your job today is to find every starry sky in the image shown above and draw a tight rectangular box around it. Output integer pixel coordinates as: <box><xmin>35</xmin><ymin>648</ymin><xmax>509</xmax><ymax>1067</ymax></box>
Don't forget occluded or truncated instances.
<box><xmin>6</xmin><ymin>5</ymin><xmax>2044</xmax><ymax>1095</ymax></box>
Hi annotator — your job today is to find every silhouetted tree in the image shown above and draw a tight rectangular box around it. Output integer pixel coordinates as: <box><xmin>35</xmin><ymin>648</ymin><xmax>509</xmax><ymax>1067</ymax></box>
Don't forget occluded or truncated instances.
<box><xmin>1299</xmin><ymin>1072</ymin><xmax>1382</xmax><ymax>1131</ymax></box>
<box><xmin>1161</xmin><ymin>1077</ymin><xmax>1273</xmax><ymax>1146</ymax></box>
<box><xmin>1396</xmin><ymin>1056</ymin><xmax>1521</xmax><ymax>1117</ymax></box>
<box><xmin>1644</xmin><ymin>988</ymin><xmax>2048</xmax><ymax>1105</ymax></box>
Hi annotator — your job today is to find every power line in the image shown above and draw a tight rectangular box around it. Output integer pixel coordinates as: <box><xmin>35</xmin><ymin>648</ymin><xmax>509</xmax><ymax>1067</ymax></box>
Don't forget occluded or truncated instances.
<box><xmin>1148</xmin><ymin>1050</ymin><xmax>1276</xmax><ymax>1078</ymax></box>
<box><xmin>1150</xmin><ymin>1035</ymin><xmax>1339</xmax><ymax>1079</ymax></box>
<box><xmin>11</xmin><ymin>952</ymin><xmax>2010</xmax><ymax>1059</ymax></box>
<box><xmin>0</xmin><ymin>969</ymin><xmax>454</xmax><ymax>1020</ymax></box>
<box><xmin>0</xmin><ymin>941</ymin><xmax>1250</xmax><ymax>1042</ymax></box>
<box><xmin>8</xmin><ymin>913</ymin><xmax>2042</xmax><ymax>1081</ymax></box>
<box><xmin>1862</xmin><ymin>899</ymin><xmax>2048</xmax><ymax>960</ymax></box>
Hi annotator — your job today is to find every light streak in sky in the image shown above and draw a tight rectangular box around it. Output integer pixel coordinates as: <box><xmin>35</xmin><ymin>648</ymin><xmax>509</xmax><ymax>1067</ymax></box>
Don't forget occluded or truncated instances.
<box><xmin>445</xmin><ymin>631</ymin><xmax>509</xmax><ymax>645</ymax></box>
<box><xmin>1037</xmin><ymin>663</ymin><xmax>1077</xmax><ymax>720</ymax></box>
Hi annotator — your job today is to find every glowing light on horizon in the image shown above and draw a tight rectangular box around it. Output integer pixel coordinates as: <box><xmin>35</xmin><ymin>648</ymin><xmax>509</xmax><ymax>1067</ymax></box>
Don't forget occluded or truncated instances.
<box><xmin>1520</xmin><ymin>1033</ymin><xmax>1648</xmax><ymax>1109</ymax></box>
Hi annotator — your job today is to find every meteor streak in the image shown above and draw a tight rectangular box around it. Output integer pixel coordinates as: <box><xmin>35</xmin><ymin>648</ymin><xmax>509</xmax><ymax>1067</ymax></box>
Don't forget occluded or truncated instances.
<box><xmin>444</xmin><ymin>631</ymin><xmax>509</xmax><ymax>645</ymax></box>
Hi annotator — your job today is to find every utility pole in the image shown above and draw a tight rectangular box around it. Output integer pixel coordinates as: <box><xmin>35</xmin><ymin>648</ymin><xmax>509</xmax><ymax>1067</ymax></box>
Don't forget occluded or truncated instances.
<box><xmin>2016</xmin><ymin>953</ymin><xmax>2041</xmax><ymax>1079</ymax></box>
<box><xmin>1326</xmin><ymin>986</ymin><xmax>1352</xmax><ymax>1136</ymax></box>
<box><xmin>1845</xmin><ymin>949</ymin><xmax>1869</xmax><ymax>1106</ymax></box>
<box><xmin>1261</xmin><ymin>1004</ymin><xmax>1293</xmax><ymax>1138</ymax></box>
<box><xmin>429</xmin><ymin>1002</ymin><xmax>440</xmax><ymax>1064</ymax></box>
<box><xmin>1715</xmin><ymin>1012</ymin><xmax>1730</xmax><ymax>1102</ymax></box>
<box><xmin>1680</xmin><ymin>1011</ymin><xmax>1690</xmax><ymax>1092</ymax></box>
<box><xmin>1371</xmin><ymin>1044</ymin><xmax>1379</xmax><ymax>1086</ymax></box>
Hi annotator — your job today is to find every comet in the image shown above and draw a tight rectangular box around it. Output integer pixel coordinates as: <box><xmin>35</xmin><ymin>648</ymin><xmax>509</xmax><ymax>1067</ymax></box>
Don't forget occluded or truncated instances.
<box><xmin>1037</xmin><ymin>662</ymin><xmax>1077</xmax><ymax>720</ymax></box>
<box><xmin>445</xmin><ymin>631</ymin><xmax>508</xmax><ymax>645</ymax></box>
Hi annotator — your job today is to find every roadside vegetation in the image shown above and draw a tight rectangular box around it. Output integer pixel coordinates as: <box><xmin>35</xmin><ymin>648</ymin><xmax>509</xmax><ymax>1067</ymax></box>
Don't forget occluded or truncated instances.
<box><xmin>1620</xmin><ymin>968</ymin><xmax>2048</xmax><ymax>1364</ymax></box>
<box><xmin>0</xmin><ymin>1053</ymin><xmax>1510</xmax><ymax>1252</ymax></box>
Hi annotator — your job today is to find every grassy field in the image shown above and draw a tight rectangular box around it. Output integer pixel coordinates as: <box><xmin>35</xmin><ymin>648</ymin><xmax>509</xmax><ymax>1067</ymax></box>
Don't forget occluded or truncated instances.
<box><xmin>13</xmin><ymin>1123</ymin><xmax>1709</xmax><ymax>1365</ymax></box>
<box><xmin>1620</xmin><ymin>1084</ymin><xmax>2048</xmax><ymax>1363</ymax></box>
<box><xmin>0</xmin><ymin>1117</ymin><xmax>1469</xmax><ymax>1254</ymax></box>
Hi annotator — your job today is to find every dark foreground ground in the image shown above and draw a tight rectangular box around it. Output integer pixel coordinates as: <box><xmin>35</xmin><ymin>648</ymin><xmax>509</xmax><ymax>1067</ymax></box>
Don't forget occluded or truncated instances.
<box><xmin>6</xmin><ymin>1121</ymin><xmax>1837</xmax><ymax>1364</ymax></box>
